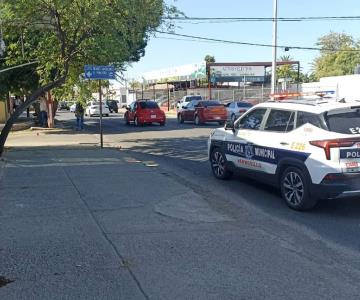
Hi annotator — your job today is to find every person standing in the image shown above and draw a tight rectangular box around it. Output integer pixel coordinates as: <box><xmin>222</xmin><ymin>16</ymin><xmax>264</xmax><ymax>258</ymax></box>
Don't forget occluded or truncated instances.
<box><xmin>75</xmin><ymin>102</ymin><xmax>85</xmax><ymax>130</ymax></box>
<box><xmin>39</xmin><ymin>96</ymin><xmax>48</xmax><ymax>127</ymax></box>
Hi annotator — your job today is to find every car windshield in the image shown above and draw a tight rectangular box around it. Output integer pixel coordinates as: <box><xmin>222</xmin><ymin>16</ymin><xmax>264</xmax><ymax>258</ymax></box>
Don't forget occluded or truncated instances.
<box><xmin>139</xmin><ymin>101</ymin><xmax>159</xmax><ymax>109</ymax></box>
<box><xmin>325</xmin><ymin>107</ymin><xmax>360</xmax><ymax>134</ymax></box>
<box><xmin>199</xmin><ymin>101</ymin><xmax>222</xmax><ymax>107</ymax></box>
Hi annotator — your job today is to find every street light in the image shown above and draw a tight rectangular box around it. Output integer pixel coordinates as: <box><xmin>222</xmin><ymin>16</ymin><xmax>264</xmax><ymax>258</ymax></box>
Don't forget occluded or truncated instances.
<box><xmin>271</xmin><ymin>0</ymin><xmax>278</xmax><ymax>95</ymax></box>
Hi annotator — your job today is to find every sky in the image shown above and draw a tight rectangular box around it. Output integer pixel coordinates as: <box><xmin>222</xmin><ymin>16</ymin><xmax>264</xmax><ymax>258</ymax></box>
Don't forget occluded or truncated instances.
<box><xmin>123</xmin><ymin>0</ymin><xmax>360</xmax><ymax>81</ymax></box>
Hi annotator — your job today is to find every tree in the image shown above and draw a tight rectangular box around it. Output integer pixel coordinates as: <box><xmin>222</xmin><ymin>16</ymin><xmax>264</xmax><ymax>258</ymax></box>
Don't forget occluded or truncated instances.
<box><xmin>204</xmin><ymin>55</ymin><xmax>215</xmax><ymax>64</ymax></box>
<box><xmin>129</xmin><ymin>80</ymin><xmax>142</xmax><ymax>90</ymax></box>
<box><xmin>204</xmin><ymin>55</ymin><xmax>215</xmax><ymax>80</ymax></box>
<box><xmin>312</xmin><ymin>32</ymin><xmax>360</xmax><ymax>80</ymax></box>
<box><xmin>276</xmin><ymin>55</ymin><xmax>298</xmax><ymax>82</ymax></box>
<box><xmin>0</xmin><ymin>0</ymin><xmax>176</xmax><ymax>155</ymax></box>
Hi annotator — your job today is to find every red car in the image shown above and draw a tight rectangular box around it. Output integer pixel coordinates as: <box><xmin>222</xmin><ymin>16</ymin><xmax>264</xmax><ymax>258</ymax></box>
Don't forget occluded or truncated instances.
<box><xmin>124</xmin><ymin>100</ymin><xmax>166</xmax><ymax>126</ymax></box>
<box><xmin>178</xmin><ymin>100</ymin><xmax>227</xmax><ymax>125</ymax></box>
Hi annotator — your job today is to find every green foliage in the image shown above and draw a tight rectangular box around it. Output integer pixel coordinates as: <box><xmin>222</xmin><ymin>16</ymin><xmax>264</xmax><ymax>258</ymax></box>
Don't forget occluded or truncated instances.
<box><xmin>0</xmin><ymin>0</ymin><xmax>169</xmax><ymax>96</ymax></box>
<box><xmin>313</xmin><ymin>32</ymin><xmax>360</xmax><ymax>80</ymax></box>
<box><xmin>276</xmin><ymin>55</ymin><xmax>299</xmax><ymax>82</ymax></box>
<box><xmin>0</xmin><ymin>61</ymin><xmax>40</xmax><ymax>99</ymax></box>
<box><xmin>204</xmin><ymin>55</ymin><xmax>215</xmax><ymax>64</ymax></box>
<box><xmin>129</xmin><ymin>80</ymin><xmax>142</xmax><ymax>90</ymax></box>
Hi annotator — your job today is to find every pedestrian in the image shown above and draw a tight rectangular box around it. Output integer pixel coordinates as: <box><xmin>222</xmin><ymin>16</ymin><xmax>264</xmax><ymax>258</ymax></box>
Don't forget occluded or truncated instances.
<box><xmin>39</xmin><ymin>95</ymin><xmax>48</xmax><ymax>127</ymax></box>
<box><xmin>14</xmin><ymin>96</ymin><xmax>21</xmax><ymax>110</ymax></box>
<box><xmin>75</xmin><ymin>101</ymin><xmax>85</xmax><ymax>130</ymax></box>
<box><xmin>9</xmin><ymin>96</ymin><xmax>15</xmax><ymax>113</ymax></box>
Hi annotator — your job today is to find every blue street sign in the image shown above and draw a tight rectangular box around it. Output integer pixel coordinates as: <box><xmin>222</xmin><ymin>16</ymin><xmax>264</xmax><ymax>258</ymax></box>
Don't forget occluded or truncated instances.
<box><xmin>84</xmin><ymin>65</ymin><xmax>115</xmax><ymax>80</ymax></box>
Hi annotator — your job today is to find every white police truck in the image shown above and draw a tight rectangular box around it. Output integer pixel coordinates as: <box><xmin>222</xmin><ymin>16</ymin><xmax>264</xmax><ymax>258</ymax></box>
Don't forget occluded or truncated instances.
<box><xmin>208</xmin><ymin>98</ymin><xmax>360</xmax><ymax>210</ymax></box>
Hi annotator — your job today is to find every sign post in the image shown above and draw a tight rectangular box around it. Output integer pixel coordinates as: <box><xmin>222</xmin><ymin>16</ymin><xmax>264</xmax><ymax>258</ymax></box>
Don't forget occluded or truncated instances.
<box><xmin>84</xmin><ymin>65</ymin><xmax>115</xmax><ymax>149</ymax></box>
<box><xmin>99</xmin><ymin>80</ymin><xmax>103</xmax><ymax>148</ymax></box>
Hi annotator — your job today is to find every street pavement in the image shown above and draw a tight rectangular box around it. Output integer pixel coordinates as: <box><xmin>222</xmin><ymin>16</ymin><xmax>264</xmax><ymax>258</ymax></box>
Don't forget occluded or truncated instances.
<box><xmin>2</xmin><ymin>111</ymin><xmax>360</xmax><ymax>299</ymax></box>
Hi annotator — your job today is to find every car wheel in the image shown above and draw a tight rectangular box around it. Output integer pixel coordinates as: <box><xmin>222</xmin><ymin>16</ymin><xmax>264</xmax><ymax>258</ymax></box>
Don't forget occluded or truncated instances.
<box><xmin>210</xmin><ymin>148</ymin><xmax>233</xmax><ymax>180</ymax></box>
<box><xmin>194</xmin><ymin>115</ymin><xmax>202</xmax><ymax>125</ymax></box>
<box><xmin>124</xmin><ymin>115</ymin><xmax>130</xmax><ymax>125</ymax></box>
<box><xmin>280</xmin><ymin>167</ymin><xmax>317</xmax><ymax>211</ymax></box>
<box><xmin>160</xmin><ymin>121</ymin><xmax>165</xmax><ymax>126</ymax></box>
<box><xmin>231</xmin><ymin>114</ymin><xmax>236</xmax><ymax>124</ymax></box>
<box><xmin>134</xmin><ymin>117</ymin><xmax>142</xmax><ymax>127</ymax></box>
<box><xmin>178</xmin><ymin>114</ymin><xmax>184</xmax><ymax>124</ymax></box>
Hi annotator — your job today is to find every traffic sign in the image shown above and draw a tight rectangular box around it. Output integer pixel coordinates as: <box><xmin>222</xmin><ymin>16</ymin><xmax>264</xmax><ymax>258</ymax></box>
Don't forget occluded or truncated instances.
<box><xmin>84</xmin><ymin>65</ymin><xmax>115</xmax><ymax>80</ymax></box>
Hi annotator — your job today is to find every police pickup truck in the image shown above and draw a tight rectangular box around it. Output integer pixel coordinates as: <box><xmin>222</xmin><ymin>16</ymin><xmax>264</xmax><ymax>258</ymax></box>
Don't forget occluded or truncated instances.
<box><xmin>208</xmin><ymin>99</ymin><xmax>360</xmax><ymax>210</ymax></box>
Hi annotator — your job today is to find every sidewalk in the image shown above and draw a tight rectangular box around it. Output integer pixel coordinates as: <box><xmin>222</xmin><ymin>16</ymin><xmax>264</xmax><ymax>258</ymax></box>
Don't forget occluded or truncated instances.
<box><xmin>0</xmin><ymin>147</ymin><xmax>237</xmax><ymax>299</ymax></box>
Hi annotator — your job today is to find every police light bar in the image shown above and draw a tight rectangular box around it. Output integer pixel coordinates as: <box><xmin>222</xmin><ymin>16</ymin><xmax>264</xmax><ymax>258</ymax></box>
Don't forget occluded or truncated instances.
<box><xmin>270</xmin><ymin>90</ymin><xmax>336</xmax><ymax>101</ymax></box>
<box><xmin>269</xmin><ymin>93</ymin><xmax>301</xmax><ymax>100</ymax></box>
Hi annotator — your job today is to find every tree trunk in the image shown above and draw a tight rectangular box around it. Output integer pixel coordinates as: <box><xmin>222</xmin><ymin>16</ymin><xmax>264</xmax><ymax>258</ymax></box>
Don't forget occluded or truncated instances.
<box><xmin>0</xmin><ymin>78</ymin><xmax>65</xmax><ymax>156</ymax></box>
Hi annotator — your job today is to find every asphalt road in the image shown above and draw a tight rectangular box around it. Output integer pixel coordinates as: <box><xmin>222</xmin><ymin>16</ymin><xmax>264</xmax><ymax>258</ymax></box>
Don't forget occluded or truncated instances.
<box><xmin>56</xmin><ymin>110</ymin><xmax>360</xmax><ymax>254</ymax></box>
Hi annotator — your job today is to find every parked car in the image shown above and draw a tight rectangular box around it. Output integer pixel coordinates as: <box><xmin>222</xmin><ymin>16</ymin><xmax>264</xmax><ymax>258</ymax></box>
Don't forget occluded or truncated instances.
<box><xmin>58</xmin><ymin>101</ymin><xmax>70</xmax><ymax>111</ymax></box>
<box><xmin>225</xmin><ymin>101</ymin><xmax>253</xmax><ymax>124</ymax></box>
<box><xmin>69</xmin><ymin>103</ymin><xmax>76</xmax><ymax>112</ymax></box>
<box><xmin>208</xmin><ymin>98</ymin><xmax>360</xmax><ymax>211</ymax></box>
<box><xmin>177</xmin><ymin>100</ymin><xmax>227</xmax><ymax>125</ymax></box>
<box><xmin>124</xmin><ymin>100</ymin><xmax>166</xmax><ymax>126</ymax></box>
<box><xmin>85</xmin><ymin>101</ymin><xmax>110</xmax><ymax>117</ymax></box>
<box><xmin>106</xmin><ymin>100</ymin><xmax>118</xmax><ymax>113</ymax></box>
<box><xmin>176</xmin><ymin>95</ymin><xmax>203</xmax><ymax>109</ymax></box>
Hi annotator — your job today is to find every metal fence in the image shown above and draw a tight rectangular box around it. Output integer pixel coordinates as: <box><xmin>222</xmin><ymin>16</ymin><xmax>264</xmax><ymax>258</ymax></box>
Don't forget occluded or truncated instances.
<box><xmin>134</xmin><ymin>83</ymin><xmax>317</xmax><ymax>109</ymax></box>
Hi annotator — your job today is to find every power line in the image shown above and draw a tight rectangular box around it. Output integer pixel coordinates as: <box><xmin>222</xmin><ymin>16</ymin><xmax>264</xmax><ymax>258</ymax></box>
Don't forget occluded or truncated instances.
<box><xmin>155</xmin><ymin>30</ymin><xmax>360</xmax><ymax>52</ymax></box>
<box><xmin>155</xmin><ymin>36</ymin><xmax>222</xmax><ymax>44</ymax></box>
<box><xmin>164</xmin><ymin>16</ymin><xmax>360</xmax><ymax>23</ymax></box>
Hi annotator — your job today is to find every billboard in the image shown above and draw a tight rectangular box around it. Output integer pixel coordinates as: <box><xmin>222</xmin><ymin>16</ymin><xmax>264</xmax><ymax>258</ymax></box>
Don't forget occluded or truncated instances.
<box><xmin>209</xmin><ymin>65</ymin><xmax>265</xmax><ymax>83</ymax></box>
<box><xmin>142</xmin><ymin>62</ymin><xmax>206</xmax><ymax>83</ymax></box>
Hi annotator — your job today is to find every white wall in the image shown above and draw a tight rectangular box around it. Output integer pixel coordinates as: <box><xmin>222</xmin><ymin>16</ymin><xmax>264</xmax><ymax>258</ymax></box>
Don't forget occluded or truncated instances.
<box><xmin>301</xmin><ymin>74</ymin><xmax>360</xmax><ymax>101</ymax></box>
<box><xmin>320</xmin><ymin>75</ymin><xmax>360</xmax><ymax>101</ymax></box>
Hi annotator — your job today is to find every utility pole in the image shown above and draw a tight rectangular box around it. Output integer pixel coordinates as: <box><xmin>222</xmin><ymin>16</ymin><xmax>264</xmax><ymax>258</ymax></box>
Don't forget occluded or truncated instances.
<box><xmin>271</xmin><ymin>0</ymin><xmax>278</xmax><ymax>96</ymax></box>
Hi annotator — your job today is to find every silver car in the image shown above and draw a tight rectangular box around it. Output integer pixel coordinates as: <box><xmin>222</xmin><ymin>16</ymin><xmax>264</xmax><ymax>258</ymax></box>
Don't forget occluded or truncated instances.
<box><xmin>225</xmin><ymin>101</ymin><xmax>253</xmax><ymax>124</ymax></box>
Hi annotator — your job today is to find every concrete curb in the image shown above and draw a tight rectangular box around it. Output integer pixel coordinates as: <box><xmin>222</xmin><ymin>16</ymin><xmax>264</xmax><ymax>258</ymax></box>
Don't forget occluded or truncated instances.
<box><xmin>30</xmin><ymin>126</ymin><xmax>67</xmax><ymax>131</ymax></box>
